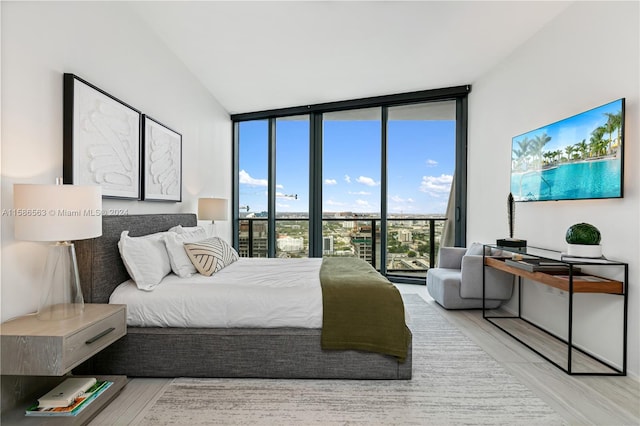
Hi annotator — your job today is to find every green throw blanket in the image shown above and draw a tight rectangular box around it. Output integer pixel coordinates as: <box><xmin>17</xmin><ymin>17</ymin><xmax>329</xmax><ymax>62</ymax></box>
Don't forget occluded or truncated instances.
<box><xmin>320</xmin><ymin>257</ymin><xmax>411</xmax><ymax>362</ymax></box>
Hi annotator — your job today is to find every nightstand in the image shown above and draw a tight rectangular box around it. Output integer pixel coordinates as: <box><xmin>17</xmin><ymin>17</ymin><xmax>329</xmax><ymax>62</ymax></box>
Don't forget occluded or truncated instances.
<box><xmin>1</xmin><ymin>304</ymin><xmax>128</xmax><ymax>424</ymax></box>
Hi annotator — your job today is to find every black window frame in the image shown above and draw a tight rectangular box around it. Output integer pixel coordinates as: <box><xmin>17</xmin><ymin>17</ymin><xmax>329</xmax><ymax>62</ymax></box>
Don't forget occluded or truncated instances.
<box><xmin>232</xmin><ymin>85</ymin><xmax>471</xmax><ymax>283</ymax></box>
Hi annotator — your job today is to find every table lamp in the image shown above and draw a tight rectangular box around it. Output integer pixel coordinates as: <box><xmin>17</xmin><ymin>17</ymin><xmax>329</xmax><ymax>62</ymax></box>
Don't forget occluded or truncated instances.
<box><xmin>198</xmin><ymin>198</ymin><xmax>228</xmax><ymax>224</ymax></box>
<box><xmin>13</xmin><ymin>179</ymin><xmax>102</xmax><ymax>320</ymax></box>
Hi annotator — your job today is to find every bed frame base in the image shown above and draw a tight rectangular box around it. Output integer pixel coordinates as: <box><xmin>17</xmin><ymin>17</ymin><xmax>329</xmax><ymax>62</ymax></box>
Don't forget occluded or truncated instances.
<box><xmin>75</xmin><ymin>214</ymin><xmax>412</xmax><ymax>380</ymax></box>
<box><xmin>80</xmin><ymin>327</ymin><xmax>411</xmax><ymax>379</ymax></box>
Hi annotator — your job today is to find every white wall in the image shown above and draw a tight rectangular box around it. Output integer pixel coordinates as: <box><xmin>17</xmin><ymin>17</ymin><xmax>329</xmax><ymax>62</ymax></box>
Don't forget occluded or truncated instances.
<box><xmin>468</xmin><ymin>1</ymin><xmax>639</xmax><ymax>377</ymax></box>
<box><xmin>1</xmin><ymin>2</ymin><xmax>232</xmax><ymax>322</ymax></box>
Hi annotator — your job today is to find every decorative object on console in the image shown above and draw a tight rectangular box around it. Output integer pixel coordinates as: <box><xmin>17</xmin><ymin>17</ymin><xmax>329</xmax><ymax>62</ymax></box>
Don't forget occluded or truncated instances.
<box><xmin>13</xmin><ymin>179</ymin><xmax>102</xmax><ymax>320</ymax></box>
<box><xmin>496</xmin><ymin>192</ymin><xmax>527</xmax><ymax>252</ymax></box>
<box><xmin>63</xmin><ymin>73</ymin><xmax>142</xmax><ymax>200</ymax></box>
<box><xmin>565</xmin><ymin>222</ymin><xmax>602</xmax><ymax>258</ymax></box>
<box><xmin>142</xmin><ymin>115</ymin><xmax>182</xmax><ymax>202</ymax></box>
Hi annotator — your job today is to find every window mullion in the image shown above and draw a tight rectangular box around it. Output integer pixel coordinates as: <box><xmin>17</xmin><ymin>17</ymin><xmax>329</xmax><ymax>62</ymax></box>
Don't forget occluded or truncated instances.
<box><xmin>455</xmin><ymin>97</ymin><xmax>468</xmax><ymax>247</ymax></box>
<box><xmin>268</xmin><ymin>118</ymin><xmax>276</xmax><ymax>257</ymax></box>
<box><xmin>232</xmin><ymin>121</ymin><xmax>240</xmax><ymax>249</ymax></box>
<box><xmin>309</xmin><ymin>113</ymin><xmax>323</xmax><ymax>257</ymax></box>
<box><xmin>380</xmin><ymin>106</ymin><xmax>388</xmax><ymax>274</ymax></box>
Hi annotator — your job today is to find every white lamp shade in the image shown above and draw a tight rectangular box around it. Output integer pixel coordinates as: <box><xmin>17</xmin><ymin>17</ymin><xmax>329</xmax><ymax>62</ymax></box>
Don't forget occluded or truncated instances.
<box><xmin>14</xmin><ymin>184</ymin><xmax>102</xmax><ymax>241</ymax></box>
<box><xmin>198</xmin><ymin>198</ymin><xmax>228</xmax><ymax>221</ymax></box>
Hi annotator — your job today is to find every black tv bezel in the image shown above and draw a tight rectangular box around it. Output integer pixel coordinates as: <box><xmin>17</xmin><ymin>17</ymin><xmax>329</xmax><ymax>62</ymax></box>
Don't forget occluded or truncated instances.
<box><xmin>510</xmin><ymin>98</ymin><xmax>625</xmax><ymax>203</ymax></box>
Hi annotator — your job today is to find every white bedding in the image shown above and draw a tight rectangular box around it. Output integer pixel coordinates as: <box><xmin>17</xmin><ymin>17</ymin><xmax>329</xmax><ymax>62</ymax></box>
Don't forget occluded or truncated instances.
<box><xmin>109</xmin><ymin>257</ymin><xmax>323</xmax><ymax>328</ymax></box>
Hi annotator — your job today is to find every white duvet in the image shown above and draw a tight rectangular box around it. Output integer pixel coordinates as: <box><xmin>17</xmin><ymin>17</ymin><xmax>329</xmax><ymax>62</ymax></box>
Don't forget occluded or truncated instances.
<box><xmin>109</xmin><ymin>258</ymin><xmax>323</xmax><ymax>328</ymax></box>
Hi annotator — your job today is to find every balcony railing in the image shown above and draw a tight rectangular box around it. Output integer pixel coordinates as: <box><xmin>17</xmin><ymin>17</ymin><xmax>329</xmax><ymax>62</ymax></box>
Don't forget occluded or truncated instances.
<box><xmin>237</xmin><ymin>216</ymin><xmax>447</xmax><ymax>279</ymax></box>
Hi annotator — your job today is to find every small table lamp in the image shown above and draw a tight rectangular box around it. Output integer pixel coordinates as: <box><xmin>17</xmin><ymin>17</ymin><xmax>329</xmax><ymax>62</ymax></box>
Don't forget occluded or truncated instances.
<box><xmin>14</xmin><ymin>179</ymin><xmax>102</xmax><ymax>320</ymax></box>
<box><xmin>198</xmin><ymin>198</ymin><xmax>228</xmax><ymax>224</ymax></box>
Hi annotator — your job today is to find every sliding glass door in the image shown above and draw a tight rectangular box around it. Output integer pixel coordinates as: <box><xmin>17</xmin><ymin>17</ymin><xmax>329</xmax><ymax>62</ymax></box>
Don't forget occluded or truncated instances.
<box><xmin>386</xmin><ymin>101</ymin><xmax>456</xmax><ymax>279</ymax></box>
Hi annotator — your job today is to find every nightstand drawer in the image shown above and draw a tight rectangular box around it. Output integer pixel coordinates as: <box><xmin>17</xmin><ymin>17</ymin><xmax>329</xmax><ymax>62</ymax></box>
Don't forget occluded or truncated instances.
<box><xmin>63</xmin><ymin>308</ymin><xmax>126</xmax><ymax>372</ymax></box>
<box><xmin>1</xmin><ymin>304</ymin><xmax>126</xmax><ymax>376</ymax></box>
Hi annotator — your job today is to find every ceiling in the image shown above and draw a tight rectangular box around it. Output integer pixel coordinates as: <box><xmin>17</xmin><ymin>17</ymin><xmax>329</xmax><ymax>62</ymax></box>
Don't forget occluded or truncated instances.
<box><xmin>130</xmin><ymin>1</ymin><xmax>572</xmax><ymax>115</ymax></box>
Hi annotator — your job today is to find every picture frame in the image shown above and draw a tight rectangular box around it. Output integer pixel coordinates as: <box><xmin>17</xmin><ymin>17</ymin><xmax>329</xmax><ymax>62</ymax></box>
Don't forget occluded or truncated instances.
<box><xmin>63</xmin><ymin>73</ymin><xmax>142</xmax><ymax>199</ymax></box>
<box><xmin>142</xmin><ymin>115</ymin><xmax>182</xmax><ymax>202</ymax></box>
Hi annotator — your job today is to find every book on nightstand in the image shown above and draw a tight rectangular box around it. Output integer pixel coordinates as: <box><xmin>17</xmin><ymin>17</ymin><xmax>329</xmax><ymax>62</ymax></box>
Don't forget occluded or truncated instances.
<box><xmin>36</xmin><ymin>377</ymin><xmax>97</xmax><ymax>408</ymax></box>
<box><xmin>25</xmin><ymin>380</ymin><xmax>112</xmax><ymax>417</ymax></box>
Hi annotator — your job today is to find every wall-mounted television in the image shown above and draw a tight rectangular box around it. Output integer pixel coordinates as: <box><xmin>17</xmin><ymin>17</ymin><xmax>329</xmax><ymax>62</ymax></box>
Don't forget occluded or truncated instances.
<box><xmin>511</xmin><ymin>98</ymin><xmax>624</xmax><ymax>202</ymax></box>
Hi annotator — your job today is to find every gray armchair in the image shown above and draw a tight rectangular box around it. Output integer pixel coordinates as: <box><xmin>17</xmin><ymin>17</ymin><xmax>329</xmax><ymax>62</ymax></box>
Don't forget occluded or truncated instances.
<box><xmin>426</xmin><ymin>244</ymin><xmax>514</xmax><ymax>309</ymax></box>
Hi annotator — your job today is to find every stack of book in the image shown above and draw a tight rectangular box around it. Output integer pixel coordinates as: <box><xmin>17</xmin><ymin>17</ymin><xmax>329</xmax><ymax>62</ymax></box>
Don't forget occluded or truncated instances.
<box><xmin>504</xmin><ymin>258</ymin><xmax>574</xmax><ymax>273</ymax></box>
<box><xmin>25</xmin><ymin>377</ymin><xmax>113</xmax><ymax>417</ymax></box>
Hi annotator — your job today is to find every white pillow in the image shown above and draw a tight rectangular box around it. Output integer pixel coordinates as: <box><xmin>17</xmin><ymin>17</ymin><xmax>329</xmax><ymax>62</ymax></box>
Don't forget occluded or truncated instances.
<box><xmin>169</xmin><ymin>225</ymin><xmax>210</xmax><ymax>238</ymax></box>
<box><xmin>118</xmin><ymin>231</ymin><xmax>172</xmax><ymax>291</ymax></box>
<box><xmin>164</xmin><ymin>231</ymin><xmax>207</xmax><ymax>278</ymax></box>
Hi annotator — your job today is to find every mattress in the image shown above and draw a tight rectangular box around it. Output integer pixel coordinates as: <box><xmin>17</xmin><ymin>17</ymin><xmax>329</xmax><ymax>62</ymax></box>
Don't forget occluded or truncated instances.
<box><xmin>109</xmin><ymin>257</ymin><xmax>323</xmax><ymax>328</ymax></box>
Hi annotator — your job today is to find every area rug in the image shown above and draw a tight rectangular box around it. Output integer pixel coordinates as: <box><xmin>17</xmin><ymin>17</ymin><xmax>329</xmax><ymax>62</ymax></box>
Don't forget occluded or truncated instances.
<box><xmin>139</xmin><ymin>294</ymin><xmax>565</xmax><ymax>425</ymax></box>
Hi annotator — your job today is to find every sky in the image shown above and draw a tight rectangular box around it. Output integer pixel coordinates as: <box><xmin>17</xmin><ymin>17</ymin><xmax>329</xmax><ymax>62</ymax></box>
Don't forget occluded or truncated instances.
<box><xmin>238</xmin><ymin>116</ymin><xmax>455</xmax><ymax>215</ymax></box>
<box><xmin>513</xmin><ymin>98</ymin><xmax>623</xmax><ymax>153</ymax></box>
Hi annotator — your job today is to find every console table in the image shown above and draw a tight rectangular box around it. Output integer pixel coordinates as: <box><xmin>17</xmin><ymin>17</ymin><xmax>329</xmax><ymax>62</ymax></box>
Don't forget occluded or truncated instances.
<box><xmin>482</xmin><ymin>245</ymin><xmax>627</xmax><ymax>376</ymax></box>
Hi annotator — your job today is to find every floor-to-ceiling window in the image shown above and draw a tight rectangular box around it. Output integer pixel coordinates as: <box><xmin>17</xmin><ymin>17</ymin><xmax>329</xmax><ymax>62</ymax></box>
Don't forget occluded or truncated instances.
<box><xmin>232</xmin><ymin>86</ymin><xmax>469</xmax><ymax>283</ymax></box>
<box><xmin>275</xmin><ymin>115</ymin><xmax>310</xmax><ymax>258</ymax></box>
<box><xmin>386</xmin><ymin>101</ymin><xmax>456</xmax><ymax>279</ymax></box>
<box><xmin>237</xmin><ymin>120</ymin><xmax>269</xmax><ymax>257</ymax></box>
<box><xmin>322</xmin><ymin>108</ymin><xmax>382</xmax><ymax>269</ymax></box>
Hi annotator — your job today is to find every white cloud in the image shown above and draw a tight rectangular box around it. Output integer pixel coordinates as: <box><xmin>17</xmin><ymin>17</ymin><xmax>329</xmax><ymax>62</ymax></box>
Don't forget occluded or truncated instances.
<box><xmin>356</xmin><ymin>176</ymin><xmax>379</xmax><ymax>187</ymax></box>
<box><xmin>325</xmin><ymin>179</ymin><xmax>337</xmax><ymax>185</ymax></box>
<box><xmin>426</xmin><ymin>159</ymin><xmax>438</xmax><ymax>167</ymax></box>
<box><xmin>325</xmin><ymin>199</ymin><xmax>346</xmax><ymax>206</ymax></box>
<box><xmin>239</xmin><ymin>170</ymin><xmax>267</xmax><ymax>186</ymax></box>
<box><xmin>355</xmin><ymin>199</ymin><xmax>370</xmax><ymax>207</ymax></box>
<box><xmin>239</xmin><ymin>171</ymin><xmax>282</xmax><ymax>188</ymax></box>
<box><xmin>391</xmin><ymin>195</ymin><xmax>415</xmax><ymax>203</ymax></box>
<box><xmin>348</xmin><ymin>191</ymin><xmax>371</xmax><ymax>196</ymax></box>
<box><xmin>419</xmin><ymin>174</ymin><xmax>453</xmax><ymax>196</ymax></box>
<box><xmin>344</xmin><ymin>174</ymin><xmax>351</xmax><ymax>183</ymax></box>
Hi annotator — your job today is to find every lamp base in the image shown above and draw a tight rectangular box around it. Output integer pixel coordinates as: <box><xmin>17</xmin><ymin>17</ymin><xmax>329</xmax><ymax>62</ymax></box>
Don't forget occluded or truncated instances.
<box><xmin>37</xmin><ymin>242</ymin><xmax>84</xmax><ymax>321</ymax></box>
<box><xmin>37</xmin><ymin>303</ymin><xmax>84</xmax><ymax>320</ymax></box>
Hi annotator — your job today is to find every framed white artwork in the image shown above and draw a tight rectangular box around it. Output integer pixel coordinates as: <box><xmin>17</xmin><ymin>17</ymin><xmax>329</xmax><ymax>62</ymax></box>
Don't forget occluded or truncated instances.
<box><xmin>142</xmin><ymin>115</ymin><xmax>182</xmax><ymax>202</ymax></box>
<box><xmin>63</xmin><ymin>73</ymin><xmax>141</xmax><ymax>199</ymax></box>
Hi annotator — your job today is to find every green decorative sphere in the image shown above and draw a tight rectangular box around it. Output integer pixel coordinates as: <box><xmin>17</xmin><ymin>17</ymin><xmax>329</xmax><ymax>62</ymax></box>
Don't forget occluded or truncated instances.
<box><xmin>565</xmin><ymin>223</ymin><xmax>601</xmax><ymax>245</ymax></box>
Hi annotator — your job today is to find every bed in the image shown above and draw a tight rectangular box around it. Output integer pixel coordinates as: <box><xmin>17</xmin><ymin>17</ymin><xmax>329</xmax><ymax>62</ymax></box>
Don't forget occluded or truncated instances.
<box><xmin>75</xmin><ymin>213</ymin><xmax>412</xmax><ymax>379</ymax></box>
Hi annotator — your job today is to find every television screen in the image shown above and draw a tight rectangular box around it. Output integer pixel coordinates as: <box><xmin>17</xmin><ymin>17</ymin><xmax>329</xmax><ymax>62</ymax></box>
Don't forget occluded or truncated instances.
<box><xmin>511</xmin><ymin>98</ymin><xmax>624</xmax><ymax>202</ymax></box>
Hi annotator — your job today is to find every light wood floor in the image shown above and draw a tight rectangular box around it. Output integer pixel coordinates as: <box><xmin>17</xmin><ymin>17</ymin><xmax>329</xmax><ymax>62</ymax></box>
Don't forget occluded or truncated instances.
<box><xmin>90</xmin><ymin>285</ymin><xmax>640</xmax><ymax>425</ymax></box>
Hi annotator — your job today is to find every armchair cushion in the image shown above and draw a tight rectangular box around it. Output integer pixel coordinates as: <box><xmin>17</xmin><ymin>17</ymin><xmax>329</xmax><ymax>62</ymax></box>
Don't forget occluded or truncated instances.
<box><xmin>464</xmin><ymin>242</ymin><xmax>486</xmax><ymax>256</ymax></box>
<box><xmin>437</xmin><ymin>247</ymin><xmax>467</xmax><ymax>269</ymax></box>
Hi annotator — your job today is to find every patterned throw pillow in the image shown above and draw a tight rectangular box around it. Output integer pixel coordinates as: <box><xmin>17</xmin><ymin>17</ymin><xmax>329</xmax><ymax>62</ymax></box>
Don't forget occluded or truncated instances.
<box><xmin>184</xmin><ymin>237</ymin><xmax>239</xmax><ymax>276</ymax></box>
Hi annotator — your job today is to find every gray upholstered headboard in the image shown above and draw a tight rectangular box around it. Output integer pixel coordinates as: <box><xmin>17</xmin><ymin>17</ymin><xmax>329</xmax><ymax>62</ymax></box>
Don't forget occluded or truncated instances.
<box><xmin>75</xmin><ymin>214</ymin><xmax>197</xmax><ymax>303</ymax></box>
